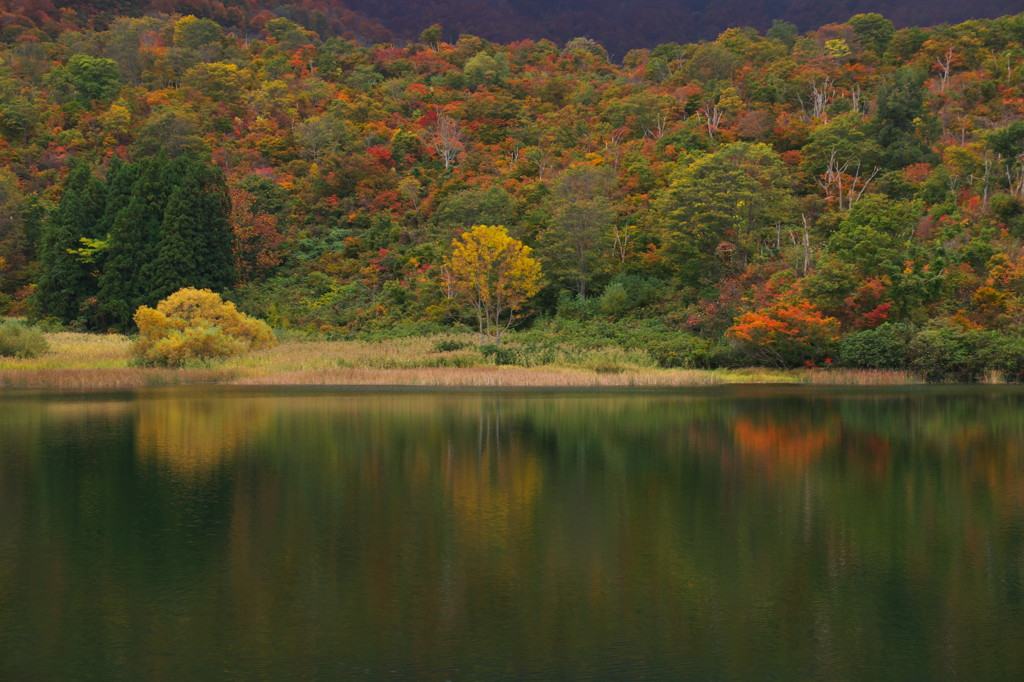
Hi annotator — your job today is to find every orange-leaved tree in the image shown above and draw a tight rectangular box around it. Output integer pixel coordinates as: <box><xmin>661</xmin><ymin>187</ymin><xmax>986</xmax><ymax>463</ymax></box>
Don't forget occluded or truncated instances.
<box><xmin>443</xmin><ymin>225</ymin><xmax>541</xmax><ymax>344</ymax></box>
<box><xmin>726</xmin><ymin>301</ymin><xmax>839</xmax><ymax>368</ymax></box>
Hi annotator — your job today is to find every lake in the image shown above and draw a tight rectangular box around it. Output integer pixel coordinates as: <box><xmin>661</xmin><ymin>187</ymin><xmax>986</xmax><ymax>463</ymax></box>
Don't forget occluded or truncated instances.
<box><xmin>1</xmin><ymin>386</ymin><xmax>1023</xmax><ymax>680</ymax></box>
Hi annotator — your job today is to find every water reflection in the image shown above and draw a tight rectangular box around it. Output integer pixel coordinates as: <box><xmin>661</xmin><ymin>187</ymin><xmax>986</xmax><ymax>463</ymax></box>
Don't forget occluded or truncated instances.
<box><xmin>135</xmin><ymin>396</ymin><xmax>274</xmax><ymax>476</ymax></box>
<box><xmin>0</xmin><ymin>387</ymin><xmax>1023</xmax><ymax>680</ymax></box>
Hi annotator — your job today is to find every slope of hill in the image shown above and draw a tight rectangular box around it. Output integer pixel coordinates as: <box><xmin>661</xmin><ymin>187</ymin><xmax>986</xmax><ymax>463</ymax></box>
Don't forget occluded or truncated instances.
<box><xmin>2</xmin><ymin>7</ymin><xmax>1024</xmax><ymax>373</ymax></box>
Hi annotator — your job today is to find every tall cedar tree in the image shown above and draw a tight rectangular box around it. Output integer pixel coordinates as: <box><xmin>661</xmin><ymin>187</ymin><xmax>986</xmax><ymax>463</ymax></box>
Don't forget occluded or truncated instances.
<box><xmin>34</xmin><ymin>163</ymin><xmax>107</xmax><ymax>325</ymax></box>
<box><xmin>96</xmin><ymin>155</ymin><xmax>169</xmax><ymax>330</ymax></box>
<box><xmin>148</xmin><ymin>158</ymin><xmax>234</xmax><ymax>301</ymax></box>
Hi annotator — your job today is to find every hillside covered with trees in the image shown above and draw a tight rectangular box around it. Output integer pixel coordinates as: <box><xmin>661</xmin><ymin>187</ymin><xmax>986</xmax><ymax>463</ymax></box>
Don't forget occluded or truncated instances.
<box><xmin>2</xmin><ymin>5</ymin><xmax>1024</xmax><ymax>375</ymax></box>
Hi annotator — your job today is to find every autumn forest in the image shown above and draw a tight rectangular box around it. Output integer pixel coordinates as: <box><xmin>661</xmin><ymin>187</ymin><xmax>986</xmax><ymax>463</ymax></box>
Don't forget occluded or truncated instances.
<box><xmin>3</xmin><ymin>2</ymin><xmax>1024</xmax><ymax>377</ymax></box>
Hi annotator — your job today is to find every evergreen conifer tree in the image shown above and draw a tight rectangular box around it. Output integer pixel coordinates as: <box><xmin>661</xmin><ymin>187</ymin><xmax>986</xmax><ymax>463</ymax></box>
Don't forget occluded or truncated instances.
<box><xmin>96</xmin><ymin>155</ymin><xmax>169</xmax><ymax>330</ymax></box>
<box><xmin>148</xmin><ymin>157</ymin><xmax>234</xmax><ymax>300</ymax></box>
<box><xmin>34</xmin><ymin>162</ymin><xmax>107</xmax><ymax>325</ymax></box>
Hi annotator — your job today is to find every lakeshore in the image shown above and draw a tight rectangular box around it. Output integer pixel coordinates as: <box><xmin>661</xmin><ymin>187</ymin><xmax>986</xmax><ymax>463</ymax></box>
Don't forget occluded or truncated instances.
<box><xmin>0</xmin><ymin>331</ymin><xmax>923</xmax><ymax>391</ymax></box>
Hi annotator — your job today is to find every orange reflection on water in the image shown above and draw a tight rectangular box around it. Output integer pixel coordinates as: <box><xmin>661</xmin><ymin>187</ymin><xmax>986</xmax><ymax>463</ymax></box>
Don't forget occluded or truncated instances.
<box><xmin>732</xmin><ymin>416</ymin><xmax>838</xmax><ymax>475</ymax></box>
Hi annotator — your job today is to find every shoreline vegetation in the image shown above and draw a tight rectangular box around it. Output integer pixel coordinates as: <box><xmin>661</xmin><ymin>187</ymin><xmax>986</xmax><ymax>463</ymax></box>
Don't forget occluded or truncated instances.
<box><xmin>1</xmin><ymin>330</ymin><xmax>929</xmax><ymax>391</ymax></box>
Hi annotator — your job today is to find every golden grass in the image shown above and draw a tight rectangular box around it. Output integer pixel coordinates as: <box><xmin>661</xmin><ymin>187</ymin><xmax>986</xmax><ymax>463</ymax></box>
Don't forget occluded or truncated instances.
<box><xmin>796</xmin><ymin>368</ymin><xmax>925</xmax><ymax>385</ymax></box>
<box><xmin>223</xmin><ymin>337</ymin><xmax>450</xmax><ymax>371</ymax></box>
<box><xmin>0</xmin><ymin>332</ymin><xmax>132</xmax><ymax>370</ymax></box>
<box><xmin>0</xmin><ymin>330</ymin><xmax>924</xmax><ymax>391</ymax></box>
<box><xmin>232</xmin><ymin>366</ymin><xmax>726</xmax><ymax>387</ymax></box>
<box><xmin>0</xmin><ymin>368</ymin><xmax>239</xmax><ymax>391</ymax></box>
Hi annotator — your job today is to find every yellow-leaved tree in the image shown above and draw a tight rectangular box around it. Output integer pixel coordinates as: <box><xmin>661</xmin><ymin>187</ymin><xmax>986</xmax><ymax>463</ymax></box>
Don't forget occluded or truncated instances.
<box><xmin>443</xmin><ymin>225</ymin><xmax>542</xmax><ymax>343</ymax></box>
<box><xmin>132</xmin><ymin>287</ymin><xmax>275</xmax><ymax>366</ymax></box>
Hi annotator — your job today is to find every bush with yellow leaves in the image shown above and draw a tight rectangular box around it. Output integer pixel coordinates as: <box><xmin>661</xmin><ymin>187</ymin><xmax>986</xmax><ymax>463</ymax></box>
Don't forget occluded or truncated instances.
<box><xmin>131</xmin><ymin>287</ymin><xmax>275</xmax><ymax>366</ymax></box>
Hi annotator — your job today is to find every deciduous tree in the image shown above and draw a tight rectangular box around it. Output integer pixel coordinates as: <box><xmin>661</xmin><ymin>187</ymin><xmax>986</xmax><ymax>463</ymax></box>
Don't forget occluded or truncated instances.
<box><xmin>444</xmin><ymin>224</ymin><xmax>541</xmax><ymax>343</ymax></box>
<box><xmin>659</xmin><ymin>142</ymin><xmax>795</xmax><ymax>287</ymax></box>
<box><xmin>727</xmin><ymin>301</ymin><xmax>840</xmax><ymax>367</ymax></box>
<box><xmin>541</xmin><ymin>164</ymin><xmax>616</xmax><ymax>298</ymax></box>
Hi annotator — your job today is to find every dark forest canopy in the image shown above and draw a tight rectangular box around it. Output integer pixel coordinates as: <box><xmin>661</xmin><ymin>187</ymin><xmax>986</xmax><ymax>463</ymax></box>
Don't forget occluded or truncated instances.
<box><xmin>6</xmin><ymin>0</ymin><xmax>1022</xmax><ymax>55</ymax></box>
<box><xmin>340</xmin><ymin>0</ymin><xmax>1024</xmax><ymax>57</ymax></box>
<box><xmin>2</xmin><ymin>6</ymin><xmax>1024</xmax><ymax>372</ymax></box>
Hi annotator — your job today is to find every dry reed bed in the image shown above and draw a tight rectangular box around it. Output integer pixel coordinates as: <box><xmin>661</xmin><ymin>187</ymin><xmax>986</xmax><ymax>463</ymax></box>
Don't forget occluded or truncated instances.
<box><xmin>0</xmin><ymin>365</ymin><xmax>926</xmax><ymax>391</ymax></box>
<box><xmin>0</xmin><ymin>368</ymin><xmax>240</xmax><ymax>391</ymax></box>
<box><xmin>796</xmin><ymin>368</ymin><xmax>925</xmax><ymax>385</ymax></box>
<box><xmin>230</xmin><ymin>366</ymin><xmax>727</xmax><ymax>387</ymax></box>
<box><xmin>0</xmin><ymin>332</ymin><xmax>131</xmax><ymax>370</ymax></box>
<box><xmin>226</xmin><ymin>338</ymin><xmax>468</xmax><ymax>371</ymax></box>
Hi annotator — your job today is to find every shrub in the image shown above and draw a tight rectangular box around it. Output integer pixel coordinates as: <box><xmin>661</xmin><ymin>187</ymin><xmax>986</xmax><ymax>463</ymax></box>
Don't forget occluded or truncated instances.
<box><xmin>838</xmin><ymin>323</ymin><xmax>913</xmax><ymax>369</ymax></box>
<box><xmin>424</xmin><ymin>353</ymin><xmax>477</xmax><ymax>368</ymax></box>
<box><xmin>479</xmin><ymin>342</ymin><xmax>557</xmax><ymax>367</ymax></box>
<box><xmin>132</xmin><ymin>288</ymin><xmax>275</xmax><ymax>367</ymax></box>
<box><xmin>0</xmin><ymin>319</ymin><xmax>49</xmax><ymax>358</ymax></box>
<box><xmin>907</xmin><ymin>325</ymin><xmax>989</xmax><ymax>383</ymax></box>
<box><xmin>987</xmin><ymin>334</ymin><xmax>1024</xmax><ymax>383</ymax></box>
<box><xmin>615</xmin><ymin>274</ymin><xmax>662</xmax><ymax>307</ymax></box>
<box><xmin>592</xmin><ymin>362</ymin><xmax>625</xmax><ymax>374</ymax></box>
<box><xmin>706</xmin><ymin>341</ymin><xmax>748</xmax><ymax>368</ymax></box>
<box><xmin>598</xmin><ymin>282</ymin><xmax>630</xmax><ymax>317</ymax></box>
<box><xmin>481</xmin><ymin>344</ymin><xmax>520</xmax><ymax>365</ymax></box>
<box><xmin>556</xmin><ymin>291</ymin><xmax>597</xmax><ymax>320</ymax></box>
<box><xmin>596</xmin><ymin>274</ymin><xmax>663</xmax><ymax>318</ymax></box>
<box><xmin>433</xmin><ymin>338</ymin><xmax>470</xmax><ymax>352</ymax></box>
<box><xmin>647</xmin><ymin>334</ymin><xmax>710</xmax><ymax>368</ymax></box>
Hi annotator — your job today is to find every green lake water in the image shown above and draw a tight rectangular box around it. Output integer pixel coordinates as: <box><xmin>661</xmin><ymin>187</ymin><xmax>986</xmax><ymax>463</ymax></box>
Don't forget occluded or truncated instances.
<box><xmin>1</xmin><ymin>386</ymin><xmax>1023</xmax><ymax>680</ymax></box>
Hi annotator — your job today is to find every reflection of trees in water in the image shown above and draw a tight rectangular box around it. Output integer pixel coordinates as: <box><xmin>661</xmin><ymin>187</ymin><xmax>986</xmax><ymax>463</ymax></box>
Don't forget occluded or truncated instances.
<box><xmin>448</xmin><ymin>399</ymin><xmax>542</xmax><ymax>547</ymax></box>
<box><xmin>4</xmin><ymin>391</ymin><xmax>1024</xmax><ymax>677</ymax></box>
<box><xmin>134</xmin><ymin>395</ymin><xmax>274</xmax><ymax>476</ymax></box>
<box><xmin>732</xmin><ymin>414</ymin><xmax>839</xmax><ymax>474</ymax></box>
<box><xmin>0</xmin><ymin>399</ymin><xmax>132</xmax><ymax>462</ymax></box>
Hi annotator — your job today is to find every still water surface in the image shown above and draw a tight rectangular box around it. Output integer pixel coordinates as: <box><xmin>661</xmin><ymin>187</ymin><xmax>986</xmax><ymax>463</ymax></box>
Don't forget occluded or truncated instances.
<box><xmin>1</xmin><ymin>386</ymin><xmax>1023</xmax><ymax>680</ymax></box>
